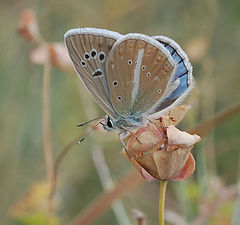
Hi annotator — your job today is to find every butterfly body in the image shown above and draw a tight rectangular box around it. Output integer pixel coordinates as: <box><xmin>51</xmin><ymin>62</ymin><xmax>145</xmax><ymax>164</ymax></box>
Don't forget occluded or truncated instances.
<box><xmin>64</xmin><ymin>28</ymin><xmax>194</xmax><ymax>137</ymax></box>
<box><xmin>103</xmin><ymin>113</ymin><xmax>147</xmax><ymax>131</ymax></box>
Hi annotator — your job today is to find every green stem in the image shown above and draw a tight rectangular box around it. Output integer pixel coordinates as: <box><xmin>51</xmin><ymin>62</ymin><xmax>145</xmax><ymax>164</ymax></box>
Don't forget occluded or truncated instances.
<box><xmin>159</xmin><ymin>180</ymin><xmax>168</xmax><ymax>225</ymax></box>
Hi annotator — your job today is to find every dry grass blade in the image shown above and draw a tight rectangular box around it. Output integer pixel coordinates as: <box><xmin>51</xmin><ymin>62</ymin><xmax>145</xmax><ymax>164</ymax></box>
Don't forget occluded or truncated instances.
<box><xmin>188</xmin><ymin>101</ymin><xmax>240</xmax><ymax>136</ymax></box>
<box><xmin>69</xmin><ymin>170</ymin><xmax>143</xmax><ymax>225</ymax></box>
<box><xmin>49</xmin><ymin>135</ymin><xmax>81</xmax><ymax>201</ymax></box>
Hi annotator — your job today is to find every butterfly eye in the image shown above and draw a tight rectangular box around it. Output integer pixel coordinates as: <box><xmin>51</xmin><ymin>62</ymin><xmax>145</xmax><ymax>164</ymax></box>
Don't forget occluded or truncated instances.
<box><xmin>81</xmin><ymin>61</ymin><xmax>86</xmax><ymax>67</ymax></box>
<box><xmin>113</xmin><ymin>80</ymin><xmax>118</xmax><ymax>86</ymax></box>
<box><xmin>117</xmin><ymin>96</ymin><xmax>122</xmax><ymax>101</ymax></box>
<box><xmin>84</xmin><ymin>53</ymin><xmax>90</xmax><ymax>60</ymax></box>
<box><xmin>128</xmin><ymin>60</ymin><xmax>132</xmax><ymax>65</ymax></box>
<box><xmin>107</xmin><ymin>120</ymin><xmax>113</xmax><ymax>128</ymax></box>
<box><xmin>142</xmin><ymin>66</ymin><xmax>146</xmax><ymax>70</ymax></box>
<box><xmin>90</xmin><ymin>49</ymin><xmax>97</xmax><ymax>58</ymax></box>
<box><xmin>98</xmin><ymin>52</ymin><xmax>105</xmax><ymax>62</ymax></box>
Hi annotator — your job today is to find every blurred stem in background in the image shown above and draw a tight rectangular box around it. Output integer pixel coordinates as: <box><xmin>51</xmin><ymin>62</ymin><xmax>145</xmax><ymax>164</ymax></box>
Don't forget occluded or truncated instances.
<box><xmin>42</xmin><ymin>57</ymin><xmax>54</xmax><ymax>184</ymax></box>
<box><xmin>232</xmin><ymin>155</ymin><xmax>240</xmax><ymax>224</ymax></box>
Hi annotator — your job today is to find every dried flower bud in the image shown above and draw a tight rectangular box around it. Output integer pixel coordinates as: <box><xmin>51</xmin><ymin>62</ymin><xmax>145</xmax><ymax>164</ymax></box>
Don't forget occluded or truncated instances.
<box><xmin>30</xmin><ymin>43</ymin><xmax>74</xmax><ymax>73</ymax></box>
<box><xmin>124</xmin><ymin>107</ymin><xmax>201</xmax><ymax>181</ymax></box>
<box><xmin>132</xmin><ymin>209</ymin><xmax>147</xmax><ymax>225</ymax></box>
<box><xmin>17</xmin><ymin>9</ymin><xmax>41</xmax><ymax>43</ymax></box>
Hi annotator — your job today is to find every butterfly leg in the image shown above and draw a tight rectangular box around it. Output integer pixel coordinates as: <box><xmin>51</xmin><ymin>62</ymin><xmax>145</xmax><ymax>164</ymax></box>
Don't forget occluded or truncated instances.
<box><xmin>118</xmin><ymin>132</ymin><xmax>131</xmax><ymax>159</ymax></box>
<box><xmin>120</xmin><ymin>126</ymin><xmax>142</xmax><ymax>144</ymax></box>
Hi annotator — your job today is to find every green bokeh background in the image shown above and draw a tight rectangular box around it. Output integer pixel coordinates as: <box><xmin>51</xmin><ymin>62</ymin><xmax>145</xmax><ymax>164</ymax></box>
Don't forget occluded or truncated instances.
<box><xmin>0</xmin><ymin>0</ymin><xmax>240</xmax><ymax>224</ymax></box>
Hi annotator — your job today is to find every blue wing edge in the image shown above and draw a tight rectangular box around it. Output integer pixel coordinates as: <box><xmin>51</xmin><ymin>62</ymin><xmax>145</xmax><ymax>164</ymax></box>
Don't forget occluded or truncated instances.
<box><xmin>145</xmin><ymin>36</ymin><xmax>194</xmax><ymax>119</ymax></box>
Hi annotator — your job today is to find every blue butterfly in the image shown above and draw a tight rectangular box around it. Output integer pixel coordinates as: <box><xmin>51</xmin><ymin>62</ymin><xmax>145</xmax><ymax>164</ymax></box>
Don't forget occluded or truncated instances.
<box><xmin>64</xmin><ymin>28</ymin><xmax>194</xmax><ymax>146</ymax></box>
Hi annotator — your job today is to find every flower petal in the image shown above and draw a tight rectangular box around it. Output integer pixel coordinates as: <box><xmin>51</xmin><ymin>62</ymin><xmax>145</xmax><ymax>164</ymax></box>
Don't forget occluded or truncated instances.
<box><xmin>153</xmin><ymin>147</ymin><xmax>191</xmax><ymax>180</ymax></box>
<box><xmin>135</xmin><ymin>152</ymin><xmax>161</xmax><ymax>179</ymax></box>
<box><xmin>127</xmin><ymin>125</ymin><xmax>165</xmax><ymax>157</ymax></box>
<box><xmin>173</xmin><ymin>153</ymin><xmax>196</xmax><ymax>180</ymax></box>
<box><xmin>167</xmin><ymin>125</ymin><xmax>201</xmax><ymax>149</ymax></box>
<box><xmin>141</xmin><ymin>168</ymin><xmax>157</xmax><ymax>181</ymax></box>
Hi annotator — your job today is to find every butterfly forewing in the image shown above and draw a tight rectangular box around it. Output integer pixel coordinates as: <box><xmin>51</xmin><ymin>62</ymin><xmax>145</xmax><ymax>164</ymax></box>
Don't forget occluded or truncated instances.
<box><xmin>107</xmin><ymin>34</ymin><xmax>175</xmax><ymax>117</ymax></box>
<box><xmin>65</xmin><ymin>28</ymin><xmax>121</xmax><ymax>118</ymax></box>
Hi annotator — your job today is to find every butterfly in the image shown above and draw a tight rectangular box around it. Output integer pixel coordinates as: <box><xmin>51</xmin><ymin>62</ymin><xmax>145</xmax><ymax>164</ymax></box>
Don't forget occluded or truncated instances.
<box><xmin>64</xmin><ymin>28</ymin><xmax>194</xmax><ymax>148</ymax></box>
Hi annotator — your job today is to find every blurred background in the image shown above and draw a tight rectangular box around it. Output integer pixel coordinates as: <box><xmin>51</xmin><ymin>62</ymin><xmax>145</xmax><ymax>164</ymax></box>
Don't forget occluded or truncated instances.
<box><xmin>0</xmin><ymin>0</ymin><xmax>240</xmax><ymax>224</ymax></box>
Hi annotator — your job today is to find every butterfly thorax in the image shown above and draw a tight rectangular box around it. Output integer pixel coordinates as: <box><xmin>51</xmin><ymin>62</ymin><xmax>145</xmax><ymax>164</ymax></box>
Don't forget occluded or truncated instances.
<box><xmin>103</xmin><ymin>113</ymin><xmax>147</xmax><ymax>131</ymax></box>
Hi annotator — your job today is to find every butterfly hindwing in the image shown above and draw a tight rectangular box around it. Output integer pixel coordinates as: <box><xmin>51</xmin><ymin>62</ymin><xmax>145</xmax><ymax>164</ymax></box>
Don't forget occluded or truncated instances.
<box><xmin>107</xmin><ymin>34</ymin><xmax>176</xmax><ymax>117</ymax></box>
<box><xmin>64</xmin><ymin>28</ymin><xmax>122</xmax><ymax>118</ymax></box>
<box><xmin>145</xmin><ymin>36</ymin><xmax>194</xmax><ymax>118</ymax></box>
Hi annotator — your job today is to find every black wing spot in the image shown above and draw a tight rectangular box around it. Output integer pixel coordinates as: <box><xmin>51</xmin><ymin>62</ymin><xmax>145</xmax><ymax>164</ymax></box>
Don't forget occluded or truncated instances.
<box><xmin>84</xmin><ymin>53</ymin><xmax>90</xmax><ymax>60</ymax></box>
<box><xmin>128</xmin><ymin>60</ymin><xmax>132</xmax><ymax>65</ymax></box>
<box><xmin>146</xmin><ymin>72</ymin><xmax>151</xmax><ymax>76</ymax></box>
<box><xmin>117</xmin><ymin>96</ymin><xmax>122</xmax><ymax>101</ymax></box>
<box><xmin>113</xmin><ymin>80</ymin><xmax>118</xmax><ymax>86</ymax></box>
<box><xmin>98</xmin><ymin>52</ymin><xmax>105</xmax><ymax>62</ymax></box>
<box><xmin>81</xmin><ymin>61</ymin><xmax>86</xmax><ymax>67</ymax></box>
<box><xmin>92</xmin><ymin>69</ymin><xmax>103</xmax><ymax>78</ymax></box>
<box><xmin>91</xmin><ymin>49</ymin><xmax>97</xmax><ymax>58</ymax></box>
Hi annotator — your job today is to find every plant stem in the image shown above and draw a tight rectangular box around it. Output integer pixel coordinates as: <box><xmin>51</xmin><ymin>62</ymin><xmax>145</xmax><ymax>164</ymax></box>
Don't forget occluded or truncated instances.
<box><xmin>43</xmin><ymin>59</ymin><xmax>54</xmax><ymax>183</ymax></box>
<box><xmin>159</xmin><ymin>180</ymin><xmax>168</xmax><ymax>225</ymax></box>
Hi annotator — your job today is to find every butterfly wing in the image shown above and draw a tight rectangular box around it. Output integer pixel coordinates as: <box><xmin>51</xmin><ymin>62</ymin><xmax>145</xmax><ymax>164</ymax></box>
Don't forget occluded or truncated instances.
<box><xmin>106</xmin><ymin>34</ymin><xmax>177</xmax><ymax>117</ymax></box>
<box><xmin>64</xmin><ymin>28</ymin><xmax>122</xmax><ymax>118</ymax></box>
<box><xmin>146</xmin><ymin>36</ymin><xmax>194</xmax><ymax>118</ymax></box>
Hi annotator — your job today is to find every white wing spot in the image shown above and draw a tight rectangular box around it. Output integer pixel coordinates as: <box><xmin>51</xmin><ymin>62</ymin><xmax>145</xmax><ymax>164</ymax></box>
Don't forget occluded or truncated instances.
<box><xmin>154</xmin><ymin>76</ymin><xmax>159</xmax><ymax>80</ymax></box>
